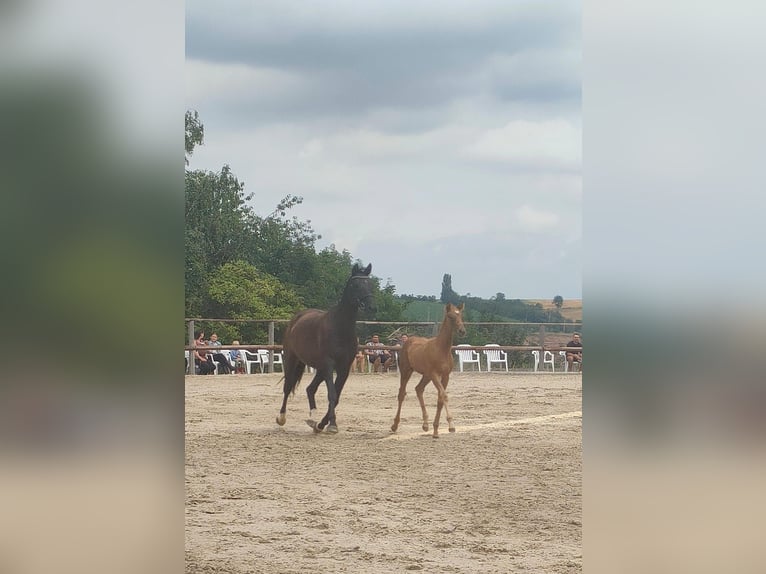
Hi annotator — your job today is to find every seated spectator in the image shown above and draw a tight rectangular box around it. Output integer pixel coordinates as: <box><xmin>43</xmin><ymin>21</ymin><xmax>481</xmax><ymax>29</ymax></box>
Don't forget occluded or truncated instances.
<box><xmin>193</xmin><ymin>330</ymin><xmax>216</xmax><ymax>375</ymax></box>
<box><xmin>365</xmin><ymin>334</ymin><xmax>394</xmax><ymax>373</ymax></box>
<box><xmin>391</xmin><ymin>333</ymin><xmax>408</xmax><ymax>371</ymax></box>
<box><xmin>352</xmin><ymin>338</ymin><xmax>366</xmax><ymax>373</ymax></box>
<box><xmin>207</xmin><ymin>332</ymin><xmax>232</xmax><ymax>374</ymax></box>
<box><xmin>566</xmin><ymin>332</ymin><xmax>583</xmax><ymax>372</ymax></box>
<box><xmin>229</xmin><ymin>340</ymin><xmax>245</xmax><ymax>374</ymax></box>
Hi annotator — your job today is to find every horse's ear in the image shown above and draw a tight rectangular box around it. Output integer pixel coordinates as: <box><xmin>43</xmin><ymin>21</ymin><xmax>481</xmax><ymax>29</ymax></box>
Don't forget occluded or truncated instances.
<box><xmin>457</xmin><ymin>302</ymin><xmax>464</xmax><ymax>311</ymax></box>
<box><xmin>363</xmin><ymin>263</ymin><xmax>372</xmax><ymax>275</ymax></box>
<box><xmin>351</xmin><ymin>263</ymin><xmax>361</xmax><ymax>275</ymax></box>
<box><xmin>445</xmin><ymin>303</ymin><xmax>453</xmax><ymax>311</ymax></box>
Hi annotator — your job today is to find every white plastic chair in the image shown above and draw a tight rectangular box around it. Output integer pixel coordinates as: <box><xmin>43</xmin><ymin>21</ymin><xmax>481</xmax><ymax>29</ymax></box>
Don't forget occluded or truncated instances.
<box><xmin>483</xmin><ymin>344</ymin><xmax>508</xmax><ymax>372</ymax></box>
<box><xmin>455</xmin><ymin>344</ymin><xmax>482</xmax><ymax>372</ymax></box>
<box><xmin>272</xmin><ymin>351</ymin><xmax>284</xmax><ymax>373</ymax></box>
<box><xmin>257</xmin><ymin>350</ymin><xmax>285</xmax><ymax>373</ymax></box>
<box><xmin>240</xmin><ymin>350</ymin><xmax>263</xmax><ymax>374</ymax></box>
<box><xmin>531</xmin><ymin>350</ymin><xmax>555</xmax><ymax>372</ymax></box>
<box><xmin>258</xmin><ymin>349</ymin><xmax>271</xmax><ymax>373</ymax></box>
<box><xmin>206</xmin><ymin>353</ymin><xmax>222</xmax><ymax>375</ymax></box>
<box><xmin>559</xmin><ymin>350</ymin><xmax>581</xmax><ymax>372</ymax></box>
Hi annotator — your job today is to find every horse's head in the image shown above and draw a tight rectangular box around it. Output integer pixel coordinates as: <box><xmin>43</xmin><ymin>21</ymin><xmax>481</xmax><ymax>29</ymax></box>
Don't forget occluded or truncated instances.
<box><xmin>348</xmin><ymin>263</ymin><xmax>376</xmax><ymax>314</ymax></box>
<box><xmin>445</xmin><ymin>302</ymin><xmax>467</xmax><ymax>336</ymax></box>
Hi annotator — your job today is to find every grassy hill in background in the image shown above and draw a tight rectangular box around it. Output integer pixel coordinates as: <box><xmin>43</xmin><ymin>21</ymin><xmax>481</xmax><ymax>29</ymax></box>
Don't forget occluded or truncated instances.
<box><xmin>400</xmin><ymin>298</ymin><xmax>582</xmax><ymax>324</ymax></box>
<box><xmin>523</xmin><ymin>299</ymin><xmax>582</xmax><ymax>322</ymax></box>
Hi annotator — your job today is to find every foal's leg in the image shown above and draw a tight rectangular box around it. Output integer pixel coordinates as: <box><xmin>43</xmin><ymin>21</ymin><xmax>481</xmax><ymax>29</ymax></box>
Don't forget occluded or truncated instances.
<box><xmin>391</xmin><ymin>366</ymin><xmax>413</xmax><ymax>432</ymax></box>
<box><xmin>414</xmin><ymin>376</ymin><xmax>431</xmax><ymax>432</ymax></box>
<box><xmin>305</xmin><ymin>371</ymin><xmax>325</xmax><ymax>420</ymax></box>
<box><xmin>431</xmin><ymin>373</ymin><xmax>454</xmax><ymax>437</ymax></box>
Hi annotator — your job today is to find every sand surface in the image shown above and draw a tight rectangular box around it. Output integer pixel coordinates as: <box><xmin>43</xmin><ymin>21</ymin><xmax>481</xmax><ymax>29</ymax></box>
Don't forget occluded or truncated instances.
<box><xmin>186</xmin><ymin>371</ymin><xmax>581</xmax><ymax>573</ymax></box>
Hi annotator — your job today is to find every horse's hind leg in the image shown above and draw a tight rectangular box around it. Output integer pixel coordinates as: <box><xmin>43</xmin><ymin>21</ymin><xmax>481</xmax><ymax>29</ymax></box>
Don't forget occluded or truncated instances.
<box><xmin>391</xmin><ymin>368</ymin><xmax>413</xmax><ymax>432</ymax></box>
<box><xmin>305</xmin><ymin>372</ymin><xmax>324</xmax><ymax>420</ymax></box>
<box><xmin>414</xmin><ymin>376</ymin><xmax>431</xmax><ymax>432</ymax></box>
<box><xmin>277</xmin><ymin>375</ymin><xmax>294</xmax><ymax>426</ymax></box>
<box><xmin>440</xmin><ymin>374</ymin><xmax>455</xmax><ymax>433</ymax></box>
<box><xmin>277</xmin><ymin>357</ymin><xmax>304</xmax><ymax>426</ymax></box>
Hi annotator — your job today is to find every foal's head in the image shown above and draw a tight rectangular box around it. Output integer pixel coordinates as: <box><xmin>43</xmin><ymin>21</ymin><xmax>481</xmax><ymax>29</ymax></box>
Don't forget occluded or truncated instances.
<box><xmin>346</xmin><ymin>263</ymin><xmax>376</xmax><ymax>314</ymax></box>
<box><xmin>445</xmin><ymin>302</ymin><xmax>467</xmax><ymax>336</ymax></box>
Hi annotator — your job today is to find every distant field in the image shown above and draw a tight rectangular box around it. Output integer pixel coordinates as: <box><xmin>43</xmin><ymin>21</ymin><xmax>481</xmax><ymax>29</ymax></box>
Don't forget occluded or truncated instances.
<box><xmin>523</xmin><ymin>299</ymin><xmax>582</xmax><ymax>322</ymax></box>
<box><xmin>400</xmin><ymin>299</ymin><xmax>582</xmax><ymax>324</ymax></box>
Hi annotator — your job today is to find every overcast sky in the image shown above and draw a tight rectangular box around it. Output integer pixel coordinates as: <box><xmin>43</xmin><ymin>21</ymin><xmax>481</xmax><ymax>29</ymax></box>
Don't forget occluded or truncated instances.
<box><xmin>186</xmin><ymin>0</ymin><xmax>581</xmax><ymax>299</ymax></box>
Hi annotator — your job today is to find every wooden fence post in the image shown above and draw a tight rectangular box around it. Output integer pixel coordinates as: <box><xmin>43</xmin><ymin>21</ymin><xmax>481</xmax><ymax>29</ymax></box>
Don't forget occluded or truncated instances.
<box><xmin>188</xmin><ymin>320</ymin><xmax>195</xmax><ymax>376</ymax></box>
<box><xmin>268</xmin><ymin>321</ymin><xmax>275</xmax><ymax>373</ymax></box>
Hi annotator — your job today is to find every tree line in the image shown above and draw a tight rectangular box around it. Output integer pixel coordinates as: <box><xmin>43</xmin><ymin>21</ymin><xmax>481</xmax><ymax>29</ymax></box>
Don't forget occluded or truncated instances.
<box><xmin>185</xmin><ymin>111</ymin><xmax>571</xmax><ymax>343</ymax></box>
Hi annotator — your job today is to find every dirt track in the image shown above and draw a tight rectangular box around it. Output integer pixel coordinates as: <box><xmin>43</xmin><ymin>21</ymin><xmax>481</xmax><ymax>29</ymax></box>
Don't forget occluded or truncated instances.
<box><xmin>185</xmin><ymin>371</ymin><xmax>582</xmax><ymax>573</ymax></box>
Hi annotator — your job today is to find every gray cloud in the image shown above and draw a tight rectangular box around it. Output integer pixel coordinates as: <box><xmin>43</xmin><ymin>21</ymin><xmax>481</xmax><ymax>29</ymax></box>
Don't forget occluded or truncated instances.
<box><xmin>187</xmin><ymin>0</ymin><xmax>580</xmax><ymax>125</ymax></box>
<box><xmin>186</xmin><ymin>0</ymin><xmax>581</xmax><ymax>297</ymax></box>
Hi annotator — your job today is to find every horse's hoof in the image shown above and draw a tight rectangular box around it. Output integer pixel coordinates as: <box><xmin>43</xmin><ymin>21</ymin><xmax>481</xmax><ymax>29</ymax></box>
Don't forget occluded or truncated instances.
<box><xmin>326</xmin><ymin>424</ymin><xmax>338</xmax><ymax>434</ymax></box>
<box><xmin>390</xmin><ymin>425</ymin><xmax>398</xmax><ymax>433</ymax></box>
<box><xmin>432</xmin><ymin>433</ymin><xmax>440</xmax><ymax>439</ymax></box>
<box><xmin>276</xmin><ymin>414</ymin><xmax>286</xmax><ymax>426</ymax></box>
<box><xmin>448</xmin><ymin>427</ymin><xmax>456</xmax><ymax>433</ymax></box>
<box><xmin>422</xmin><ymin>423</ymin><xmax>429</xmax><ymax>432</ymax></box>
<box><xmin>305</xmin><ymin>419</ymin><xmax>322</xmax><ymax>433</ymax></box>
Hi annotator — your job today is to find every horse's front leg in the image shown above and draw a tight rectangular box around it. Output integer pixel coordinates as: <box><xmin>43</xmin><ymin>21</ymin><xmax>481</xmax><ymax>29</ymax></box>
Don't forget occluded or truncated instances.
<box><xmin>305</xmin><ymin>371</ymin><xmax>325</xmax><ymax>421</ymax></box>
<box><xmin>431</xmin><ymin>373</ymin><xmax>454</xmax><ymax>438</ymax></box>
<box><xmin>319</xmin><ymin>370</ymin><xmax>339</xmax><ymax>433</ymax></box>
<box><xmin>307</xmin><ymin>366</ymin><xmax>338</xmax><ymax>434</ymax></box>
<box><xmin>334</xmin><ymin>362</ymin><xmax>352</xmax><ymax>403</ymax></box>
<box><xmin>414</xmin><ymin>376</ymin><xmax>431</xmax><ymax>432</ymax></box>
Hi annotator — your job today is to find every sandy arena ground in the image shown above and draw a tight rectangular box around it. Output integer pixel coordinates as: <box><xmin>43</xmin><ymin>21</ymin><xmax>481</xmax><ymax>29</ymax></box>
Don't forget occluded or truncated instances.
<box><xmin>185</xmin><ymin>371</ymin><xmax>582</xmax><ymax>573</ymax></box>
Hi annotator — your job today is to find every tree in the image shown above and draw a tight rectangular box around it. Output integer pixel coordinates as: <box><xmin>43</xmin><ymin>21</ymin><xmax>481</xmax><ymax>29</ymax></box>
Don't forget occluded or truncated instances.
<box><xmin>248</xmin><ymin>194</ymin><xmax>320</xmax><ymax>290</ymax></box>
<box><xmin>553</xmin><ymin>295</ymin><xmax>564</xmax><ymax>309</ymax></box>
<box><xmin>298</xmin><ymin>246</ymin><xmax>355</xmax><ymax>310</ymax></box>
<box><xmin>440</xmin><ymin>273</ymin><xmax>460</xmax><ymax>305</ymax></box>
<box><xmin>185</xmin><ymin>110</ymin><xmax>204</xmax><ymax>165</ymax></box>
<box><xmin>206</xmin><ymin>260</ymin><xmax>303</xmax><ymax>343</ymax></box>
<box><xmin>373</xmin><ymin>279</ymin><xmax>407</xmax><ymax>322</ymax></box>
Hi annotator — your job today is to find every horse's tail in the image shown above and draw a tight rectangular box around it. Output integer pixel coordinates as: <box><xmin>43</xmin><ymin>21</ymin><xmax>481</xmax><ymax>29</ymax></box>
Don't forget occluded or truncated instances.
<box><xmin>279</xmin><ymin>365</ymin><xmax>306</xmax><ymax>396</ymax></box>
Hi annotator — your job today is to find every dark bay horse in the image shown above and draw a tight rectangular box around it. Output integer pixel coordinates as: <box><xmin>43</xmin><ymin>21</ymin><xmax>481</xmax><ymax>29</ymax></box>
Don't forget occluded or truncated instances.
<box><xmin>277</xmin><ymin>263</ymin><xmax>375</xmax><ymax>433</ymax></box>
<box><xmin>391</xmin><ymin>302</ymin><xmax>466</xmax><ymax>438</ymax></box>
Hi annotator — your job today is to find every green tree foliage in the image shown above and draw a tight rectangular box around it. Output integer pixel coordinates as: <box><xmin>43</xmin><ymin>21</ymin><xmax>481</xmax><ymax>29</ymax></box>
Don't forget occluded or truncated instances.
<box><xmin>207</xmin><ymin>260</ymin><xmax>301</xmax><ymax>320</ymax></box>
<box><xmin>184</xmin><ymin>111</ymin><xmax>408</xmax><ymax>336</ymax></box>
<box><xmin>185</xmin><ymin>110</ymin><xmax>204</xmax><ymax>165</ymax></box>
<box><xmin>373</xmin><ymin>280</ymin><xmax>407</xmax><ymax>322</ymax></box>
<box><xmin>206</xmin><ymin>260</ymin><xmax>303</xmax><ymax>343</ymax></box>
<box><xmin>248</xmin><ymin>195</ymin><xmax>319</xmax><ymax>290</ymax></box>
<box><xmin>185</xmin><ymin>165</ymin><xmax>257</xmax><ymax>317</ymax></box>
<box><xmin>300</xmin><ymin>246</ymin><xmax>355</xmax><ymax>310</ymax></box>
<box><xmin>553</xmin><ymin>295</ymin><xmax>564</xmax><ymax>309</ymax></box>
